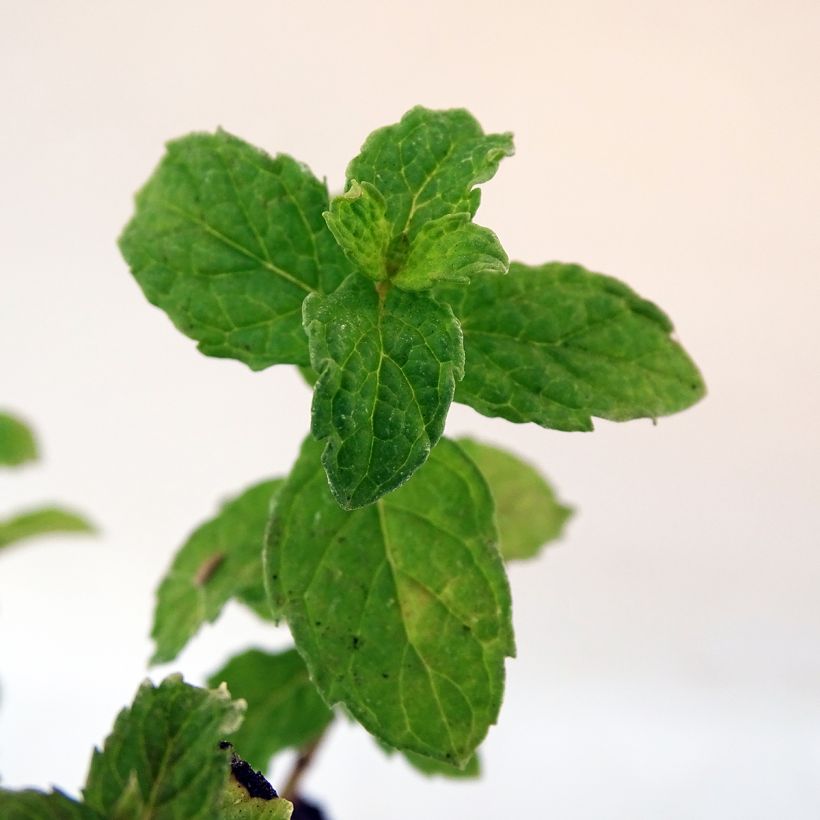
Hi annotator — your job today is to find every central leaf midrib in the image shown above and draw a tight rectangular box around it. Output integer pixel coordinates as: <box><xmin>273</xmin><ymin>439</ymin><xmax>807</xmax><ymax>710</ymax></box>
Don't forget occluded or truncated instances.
<box><xmin>138</xmin><ymin>698</ymin><xmax>213</xmax><ymax>818</ymax></box>
<box><xmin>466</xmin><ymin>327</ymin><xmax>690</xmax><ymax>384</ymax></box>
<box><xmin>348</xmin><ymin>295</ymin><xmax>386</xmax><ymax>502</ymax></box>
<box><xmin>347</xmin><ymin>294</ymin><xmax>431</xmax><ymax>503</ymax></box>
<box><xmin>397</xmin><ymin>134</ymin><xmax>460</xmax><ymax>237</ymax></box>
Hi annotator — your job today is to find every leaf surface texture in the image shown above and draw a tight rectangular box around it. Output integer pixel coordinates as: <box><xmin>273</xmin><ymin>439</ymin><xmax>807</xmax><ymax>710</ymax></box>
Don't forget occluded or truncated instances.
<box><xmin>266</xmin><ymin>436</ymin><xmax>513</xmax><ymax>767</ymax></box>
<box><xmin>438</xmin><ymin>262</ymin><xmax>706</xmax><ymax>430</ymax></box>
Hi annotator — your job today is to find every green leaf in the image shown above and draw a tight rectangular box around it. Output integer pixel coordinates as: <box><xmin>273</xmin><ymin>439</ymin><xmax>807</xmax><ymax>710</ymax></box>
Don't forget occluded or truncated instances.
<box><xmin>304</xmin><ymin>274</ymin><xmax>464</xmax><ymax>509</ymax></box>
<box><xmin>83</xmin><ymin>675</ymin><xmax>244</xmax><ymax>820</ymax></box>
<box><xmin>376</xmin><ymin>740</ymin><xmax>481</xmax><ymax>779</ymax></box>
<box><xmin>266</xmin><ymin>436</ymin><xmax>514</xmax><ymax>767</ymax></box>
<box><xmin>457</xmin><ymin>438</ymin><xmax>573</xmax><ymax>560</ymax></box>
<box><xmin>119</xmin><ymin>130</ymin><xmax>353</xmax><ymax>370</ymax></box>
<box><xmin>0</xmin><ymin>507</ymin><xmax>95</xmax><ymax>550</ymax></box>
<box><xmin>151</xmin><ymin>480</ymin><xmax>283</xmax><ymax>665</ymax></box>
<box><xmin>327</xmin><ymin>107</ymin><xmax>512</xmax><ymax>291</ymax></box>
<box><xmin>0</xmin><ymin>789</ymin><xmax>100</xmax><ymax>820</ymax></box>
<box><xmin>323</xmin><ymin>180</ymin><xmax>391</xmax><ymax>283</ymax></box>
<box><xmin>325</xmin><ymin>185</ymin><xmax>507</xmax><ymax>292</ymax></box>
<box><xmin>438</xmin><ymin>262</ymin><xmax>706</xmax><ymax>431</ymax></box>
<box><xmin>0</xmin><ymin>411</ymin><xmax>38</xmax><ymax>467</ymax></box>
<box><xmin>347</xmin><ymin>106</ymin><xmax>514</xmax><ymax>241</ymax></box>
<box><xmin>393</xmin><ymin>212</ymin><xmax>507</xmax><ymax>291</ymax></box>
<box><xmin>208</xmin><ymin>648</ymin><xmax>333</xmax><ymax>770</ymax></box>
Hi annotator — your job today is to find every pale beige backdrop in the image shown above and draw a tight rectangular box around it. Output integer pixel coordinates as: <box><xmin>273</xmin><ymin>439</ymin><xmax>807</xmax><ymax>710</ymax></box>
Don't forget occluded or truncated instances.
<box><xmin>1</xmin><ymin>1</ymin><xmax>818</xmax><ymax>818</ymax></box>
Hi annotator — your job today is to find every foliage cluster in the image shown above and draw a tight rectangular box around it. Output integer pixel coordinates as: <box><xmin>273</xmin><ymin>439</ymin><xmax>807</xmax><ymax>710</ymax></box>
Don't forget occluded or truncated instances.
<box><xmin>0</xmin><ymin>107</ymin><xmax>703</xmax><ymax>818</ymax></box>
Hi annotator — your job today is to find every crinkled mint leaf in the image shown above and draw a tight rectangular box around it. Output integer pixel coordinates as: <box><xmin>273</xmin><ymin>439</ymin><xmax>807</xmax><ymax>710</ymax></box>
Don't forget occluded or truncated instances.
<box><xmin>266</xmin><ymin>436</ymin><xmax>514</xmax><ymax>767</ymax></box>
<box><xmin>438</xmin><ymin>262</ymin><xmax>706</xmax><ymax>431</ymax></box>
<box><xmin>151</xmin><ymin>480</ymin><xmax>283</xmax><ymax>665</ymax></box>
<box><xmin>119</xmin><ymin>130</ymin><xmax>353</xmax><ymax>370</ymax></box>
<box><xmin>347</xmin><ymin>106</ymin><xmax>513</xmax><ymax>240</ymax></box>
<box><xmin>208</xmin><ymin>648</ymin><xmax>333</xmax><ymax>770</ymax></box>
<box><xmin>83</xmin><ymin>675</ymin><xmax>244</xmax><ymax>820</ymax></box>
<box><xmin>393</xmin><ymin>212</ymin><xmax>507</xmax><ymax>290</ymax></box>
<box><xmin>325</xmin><ymin>187</ymin><xmax>507</xmax><ymax>292</ymax></box>
<box><xmin>304</xmin><ymin>274</ymin><xmax>464</xmax><ymax>509</ymax></box>
<box><xmin>0</xmin><ymin>506</ymin><xmax>95</xmax><ymax>551</ymax></box>
<box><xmin>327</xmin><ymin>107</ymin><xmax>512</xmax><ymax>291</ymax></box>
<box><xmin>0</xmin><ymin>789</ymin><xmax>101</xmax><ymax>820</ymax></box>
<box><xmin>323</xmin><ymin>181</ymin><xmax>391</xmax><ymax>282</ymax></box>
<box><xmin>0</xmin><ymin>412</ymin><xmax>38</xmax><ymax>467</ymax></box>
<box><xmin>458</xmin><ymin>438</ymin><xmax>573</xmax><ymax>560</ymax></box>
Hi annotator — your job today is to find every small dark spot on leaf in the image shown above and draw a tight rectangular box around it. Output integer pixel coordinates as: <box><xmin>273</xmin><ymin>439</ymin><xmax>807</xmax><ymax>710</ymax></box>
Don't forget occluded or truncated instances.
<box><xmin>351</xmin><ymin>635</ymin><xmax>360</xmax><ymax>650</ymax></box>
<box><xmin>194</xmin><ymin>552</ymin><xmax>225</xmax><ymax>586</ymax></box>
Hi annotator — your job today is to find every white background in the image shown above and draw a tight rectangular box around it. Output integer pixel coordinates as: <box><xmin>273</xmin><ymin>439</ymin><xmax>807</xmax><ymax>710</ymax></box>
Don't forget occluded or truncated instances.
<box><xmin>1</xmin><ymin>1</ymin><xmax>818</xmax><ymax>818</ymax></box>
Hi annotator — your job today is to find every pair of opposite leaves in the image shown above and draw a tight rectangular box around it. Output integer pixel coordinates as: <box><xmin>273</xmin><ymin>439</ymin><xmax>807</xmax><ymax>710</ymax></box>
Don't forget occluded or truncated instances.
<box><xmin>119</xmin><ymin>106</ymin><xmax>705</xmax><ymax>510</ymax></box>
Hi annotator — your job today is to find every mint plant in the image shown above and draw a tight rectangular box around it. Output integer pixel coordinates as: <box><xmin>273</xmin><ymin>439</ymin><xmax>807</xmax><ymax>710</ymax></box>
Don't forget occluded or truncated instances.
<box><xmin>1</xmin><ymin>106</ymin><xmax>705</xmax><ymax>819</ymax></box>
<box><xmin>127</xmin><ymin>103</ymin><xmax>702</xmax><ymax>790</ymax></box>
